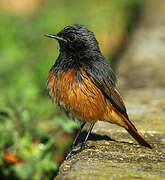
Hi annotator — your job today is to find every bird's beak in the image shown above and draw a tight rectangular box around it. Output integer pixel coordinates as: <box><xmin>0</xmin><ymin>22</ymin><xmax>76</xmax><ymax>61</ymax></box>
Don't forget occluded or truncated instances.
<box><xmin>44</xmin><ymin>34</ymin><xmax>67</xmax><ymax>42</ymax></box>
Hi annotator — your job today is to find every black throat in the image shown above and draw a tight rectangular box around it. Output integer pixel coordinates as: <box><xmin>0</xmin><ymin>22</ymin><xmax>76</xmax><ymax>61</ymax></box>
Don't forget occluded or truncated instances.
<box><xmin>53</xmin><ymin>47</ymin><xmax>102</xmax><ymax>73</ymax></box>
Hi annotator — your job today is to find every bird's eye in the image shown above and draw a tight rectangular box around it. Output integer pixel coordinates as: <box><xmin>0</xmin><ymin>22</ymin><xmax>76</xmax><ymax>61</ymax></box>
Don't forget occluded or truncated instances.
<box><xmin>68</xmin><ymin>34</ymin><xmax>75</xmax><ymax>42</ymax></box>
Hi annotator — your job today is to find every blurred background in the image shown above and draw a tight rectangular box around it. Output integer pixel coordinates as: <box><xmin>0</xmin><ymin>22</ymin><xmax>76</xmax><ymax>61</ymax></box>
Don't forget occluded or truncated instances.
<box><xmin>0</xmin><ymin>0</ymin><xmax>142</xmax><ymax>179</ymax></box>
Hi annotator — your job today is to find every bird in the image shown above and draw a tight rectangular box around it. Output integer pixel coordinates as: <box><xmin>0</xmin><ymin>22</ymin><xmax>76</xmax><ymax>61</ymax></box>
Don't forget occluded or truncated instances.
<box><xmin>45</xmin><ymin>24</ymin><xmax>152</xmax><ymax>150</ymax></box>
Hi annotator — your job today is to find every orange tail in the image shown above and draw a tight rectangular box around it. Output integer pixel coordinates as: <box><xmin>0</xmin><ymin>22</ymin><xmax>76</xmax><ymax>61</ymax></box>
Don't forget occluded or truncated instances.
<box><xmin>124</xmin><ymin>119</ymin><xmax>152</xmax><ymax>149</ymax></box>
<box><xmin>126</xmin><ymin>126</ymin><xmax>152</xmax><ymax>149</ymax></box>
<box><xmin>118</xmin><ymin>111</ymin><xmax>152</xmax><ymax>149</ymax></box>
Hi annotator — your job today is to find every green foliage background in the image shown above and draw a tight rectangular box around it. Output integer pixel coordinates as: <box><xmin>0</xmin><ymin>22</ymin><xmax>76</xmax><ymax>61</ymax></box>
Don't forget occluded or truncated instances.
<box><xmin>0</xmin><ymin>0</ymin><xmax>142</xmax><ymax>179</ymax></box>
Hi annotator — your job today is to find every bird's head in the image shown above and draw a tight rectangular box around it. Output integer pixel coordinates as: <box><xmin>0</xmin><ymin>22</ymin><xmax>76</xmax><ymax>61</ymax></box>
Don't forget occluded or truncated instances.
<box><xmin>45</xmin><ymin>24</ymin><xmax>100</xmax><ymax>54</ymax></box>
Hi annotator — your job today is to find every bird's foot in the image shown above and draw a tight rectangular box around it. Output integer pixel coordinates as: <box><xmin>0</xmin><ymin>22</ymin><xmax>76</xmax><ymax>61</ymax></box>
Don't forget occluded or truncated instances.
<box><xmin>80</xmin><ymin>143</ymin><xmax>95</xmax><ymax>150</ymax></box>
<box><xmin>66</xmin><ymin>143</ymin><xmax>96</xmax><ymax>160</ymax></box>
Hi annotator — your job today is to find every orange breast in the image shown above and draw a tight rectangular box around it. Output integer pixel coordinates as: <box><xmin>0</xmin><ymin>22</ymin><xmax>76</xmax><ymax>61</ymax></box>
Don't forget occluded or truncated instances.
<box><xmin>47</xmin><ymin>68</ymin><xmax>106</xmax><ymax>123</ymax></box>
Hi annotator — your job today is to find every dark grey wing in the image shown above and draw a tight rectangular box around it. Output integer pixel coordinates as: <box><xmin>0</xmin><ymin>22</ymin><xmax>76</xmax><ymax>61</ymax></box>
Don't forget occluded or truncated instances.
<box><xmin>87</xmin><ymin>71</ymin><xmax>138</xmax><ymax>130</ymax></box>
<box><xmin>89</xmin><ymin>73</ymin><xmax>128</xmax><ymax>118</ymax></box>
<box><xmin>84</xmin><ymin>61</ymin><xmax>129</xmax><ymax>121</ymax></box>
<box><xmin>108</xmin><ymin>87</ymin><xmax>128</xmax><ymax>118</ymax></box>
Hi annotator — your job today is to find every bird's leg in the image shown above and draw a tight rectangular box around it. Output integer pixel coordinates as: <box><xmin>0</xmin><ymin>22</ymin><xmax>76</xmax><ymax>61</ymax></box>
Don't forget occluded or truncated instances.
<box><xmin>71</xmin><ymin>122</ymin><xmax>86</xmax><ymax>149</ymax></box>
<box><xmin>66</xmin><ymin>123</ymin><xmax>95</xmax><ymax>160</ymax></box>
<box><xmin>80</xmin><ymin>123</ymin><xmax>95</xmax><ymax>150</ymax></box>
